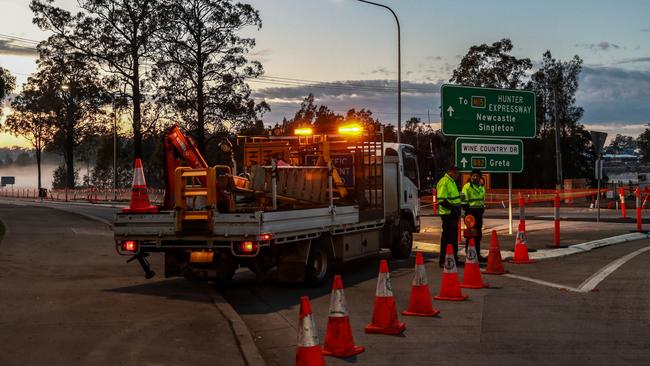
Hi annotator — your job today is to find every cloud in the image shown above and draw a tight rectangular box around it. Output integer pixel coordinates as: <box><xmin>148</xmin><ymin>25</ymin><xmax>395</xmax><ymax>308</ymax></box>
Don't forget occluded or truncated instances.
<box><xmin>615</xmin><ymin>57</ymin><xmax>650</xmax><ymax>65</ymax></box>
<box><xmin>577</xmin><ymin>66</ymin><xmax>650</xmax><ymax>125</ymax></box>
<box><xmin>641</xmin><ymin>28</ymin><xmax>650</xmax><ymax>32</ymax></box>
<box><xmin>0</xmin><ymin>40</ymin><xmax>37</xmax><ymax>57</ymax></box>
<box><xmin>252</xmin><ymin>79</ymin><xmax>442</xmax><ymax>124</ymax></box>
<box><xmin>425</xmin><ymin>55</ymin><xmax>443</xmax><ymax>61</ymax></box>
<box><xmin>576</xmin><ymin>41</ymin><xmax>622</xmax><ymax>51</ymax></box>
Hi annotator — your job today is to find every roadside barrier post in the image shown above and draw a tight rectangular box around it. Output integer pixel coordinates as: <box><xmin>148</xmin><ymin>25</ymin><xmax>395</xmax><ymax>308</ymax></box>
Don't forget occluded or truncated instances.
<box><xmin>518</xmin><ymin>193</ymin><xmax>526</xmax><ymax>232</ymax></box>
<box><xmin>619</xmin><ymin>187</ymin><xmax>627</xmax><ymax>219</ymax></box>
<box><xmin>554</xmin><ymin>191</ymin><xmax>561</xmax><ymax>247</ymax></box>
<box><xmin>432</xmin><ymin>188</ymin><xmax>437</xmax><ymax>215</ymax></box>
<box><xmin>636</xmin><ymin>187</ymin><xmax>642</xmax><ymax>232</ymax></box>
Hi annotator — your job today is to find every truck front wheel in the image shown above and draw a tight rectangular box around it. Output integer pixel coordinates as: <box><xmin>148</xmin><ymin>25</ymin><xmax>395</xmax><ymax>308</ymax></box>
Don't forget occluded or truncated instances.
<box><xmin>391</xmin><ymin>219</ymin><xmax>413</xmax><ymax>259</ymax></box>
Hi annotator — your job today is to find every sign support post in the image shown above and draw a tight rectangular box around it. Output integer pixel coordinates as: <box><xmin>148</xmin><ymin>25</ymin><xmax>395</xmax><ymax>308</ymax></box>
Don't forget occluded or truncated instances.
<box><xmin>508</xmin><ymin>173</ymin><xmax>513</xmax><ymax>234</ymax></box>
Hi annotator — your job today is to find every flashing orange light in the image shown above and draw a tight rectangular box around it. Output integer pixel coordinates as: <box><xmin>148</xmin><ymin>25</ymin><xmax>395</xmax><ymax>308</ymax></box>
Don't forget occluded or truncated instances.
<box><xmin>294</xmin><ymin>127</ymin><xmax>313</xmax><ymax>136</ymax></box>
<box><xmin>338</xmin><ymin>123</ymin><xmax>363</xmax><ymax>136</ymax></box>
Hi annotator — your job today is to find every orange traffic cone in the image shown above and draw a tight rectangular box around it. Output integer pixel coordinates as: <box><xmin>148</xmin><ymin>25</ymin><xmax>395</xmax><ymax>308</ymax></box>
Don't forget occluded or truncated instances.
<box><xmin>509</xmin><ymin>223</ymin><xmax>535</xmax><ymax>264</ymax></box>
<box><xmin>296</xmin><ymin>296</ymin><xmax>325</xmax><ymax>366</ymax></box>
<box><xmin>434</xmin><ymin>244</ymin><xmax>469</xmax><ymax>301</ymax></box>
<box><xmin>323</xmin><ymin>275</ymin><xmax>365</xmax><ymax>358</ymax></box>
<box><xmin>483</xmin><ymin>230</ymin><xmax>507</xmax><ymax>275</ymax></box>
<box><xmin>365</xmin><ymin>260</ymin><xmax>406</xmax><ymax>335</ymax></box>
<box><xmin>461</xmin><ymin>239</ymin><xmax>489</xmax><ymax>289</ymax></box>
<box><xmin>122</xmin><ymin>158</ymin><xmax>158</xmax><ymax>213</ymax></box>
<box><xmin>402</xmin><ymin>253</ymin><xmax>440</xmax><ymax>317</ymax></box>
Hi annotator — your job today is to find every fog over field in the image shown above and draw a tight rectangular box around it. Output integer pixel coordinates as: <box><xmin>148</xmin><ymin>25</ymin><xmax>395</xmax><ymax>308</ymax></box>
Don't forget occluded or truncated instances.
<box><xmin>0</xmin><ymin>164</ymin><xmax>57</xmax><ymax>188</ymax></box>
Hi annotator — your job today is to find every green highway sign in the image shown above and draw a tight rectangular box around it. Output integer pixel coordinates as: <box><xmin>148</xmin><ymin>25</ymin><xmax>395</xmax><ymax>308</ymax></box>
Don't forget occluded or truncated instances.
<box><xmin>455</xmin><ymin>137</ymin><xmax>524</xmax><ymax>173</ymax></box>
<box><xmin>441</xmin><ymin>84</ymin><xmax>536</xmax><ymax>138</ymax></box>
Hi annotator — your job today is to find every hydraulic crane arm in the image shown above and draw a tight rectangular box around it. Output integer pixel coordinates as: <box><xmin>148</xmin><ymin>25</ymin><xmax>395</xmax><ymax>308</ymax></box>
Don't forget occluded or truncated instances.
<box><xmin>162</xmin><ymin>124</ymin><xmax>209</xmax><ymax>209</ymax></box>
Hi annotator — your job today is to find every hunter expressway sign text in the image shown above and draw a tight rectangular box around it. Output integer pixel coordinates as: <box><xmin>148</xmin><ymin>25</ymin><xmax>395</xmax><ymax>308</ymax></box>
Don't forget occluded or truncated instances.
<box><xmin>441</xmin><ymin>84</ymin><xmax>536</xmax><ymax>138</ymax></box>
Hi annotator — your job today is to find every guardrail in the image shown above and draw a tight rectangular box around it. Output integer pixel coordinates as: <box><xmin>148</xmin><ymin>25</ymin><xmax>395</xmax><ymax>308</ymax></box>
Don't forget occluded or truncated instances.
<box><xmin>0</xmin><ymin>187</ymin><xmax>165</xmax><ymax>205</ymax></box>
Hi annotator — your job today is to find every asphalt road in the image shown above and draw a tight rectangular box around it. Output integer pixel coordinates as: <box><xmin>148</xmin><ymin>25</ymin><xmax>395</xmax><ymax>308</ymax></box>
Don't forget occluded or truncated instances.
<box><xmin>222</xmin><ymin>239</ymin><xmax>650</xmax><ymax>366</ymax></box>
<box><xmin>0</xmin><ymin>203</ymin><xmax>247</xmax><ymax>366</ymax></box>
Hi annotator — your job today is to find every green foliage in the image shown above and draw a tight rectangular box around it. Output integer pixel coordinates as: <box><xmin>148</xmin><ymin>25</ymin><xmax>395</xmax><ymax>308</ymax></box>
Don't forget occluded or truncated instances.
<box><xmin>449</xmin><ymin>38</ymin><xmax>532</xmax><ymax>89</ymax></box>
<box><xmin>52</xmin><ymin>164</ymin><xmax>79</xmax><ymax>189</ymax></box>
<box><xmin>0</xmin><ymin>67</ymin><xmax>16</xmax><ymax>103</ymax></box>
<box><xmin>606</xmin><ymin>134</ymin><xmax>637</xmax><ymax>155</ymax></box>
<box><xmin>637</xmin><ymin>129</ymin><xmax>650</xmax><ymax>163</ymax></box>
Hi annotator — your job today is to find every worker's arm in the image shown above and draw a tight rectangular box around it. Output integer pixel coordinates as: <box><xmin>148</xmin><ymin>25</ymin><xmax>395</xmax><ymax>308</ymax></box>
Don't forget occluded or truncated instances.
<box><xmin>437</xmin><ymin>179</ymin><xmax>461</xmax><ymax>216</ymax></box>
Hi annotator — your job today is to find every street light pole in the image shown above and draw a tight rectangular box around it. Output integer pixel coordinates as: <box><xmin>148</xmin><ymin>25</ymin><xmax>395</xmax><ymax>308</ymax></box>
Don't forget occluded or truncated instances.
<box><xmin>355</xmin><ymin>0</ymin><xmax>401</xmax><ymax>143</ymax></box>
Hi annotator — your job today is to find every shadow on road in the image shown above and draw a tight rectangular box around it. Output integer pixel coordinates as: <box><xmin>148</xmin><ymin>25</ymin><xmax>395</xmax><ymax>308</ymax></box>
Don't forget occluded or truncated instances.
<box><xmin>104</xmin><ymin>278</ymin><xmax>215</xmax><ymax>304</ymax></box>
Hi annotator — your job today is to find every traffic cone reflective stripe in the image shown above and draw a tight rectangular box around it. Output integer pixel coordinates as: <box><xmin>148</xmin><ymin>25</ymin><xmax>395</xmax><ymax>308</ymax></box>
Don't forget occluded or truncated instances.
<box><xmin>123</xmin><ymin>158</ymin><xmax>158</xmax><ymax>213</ymax></box>
<box><xmin>323</xmin><ymin>276</ymin><xmax>365</xmax><ymax>358</ymax></box>
<box><xmin>296</xmin><ymin>296</ymin><xmax>325</xmax><ymax>366</ymax></box>
<box><xmin>402</xmin><ymin>252</ymin><xmax>441</xmax><ymax>317</ymax></box>
<box><xmin>483</xmin><ymin>230</ymin><xmax>507</xmax><ymax>275</ymax></box>
<box><xmin>509</xmin><ymin>223</ymin><xmax>535</xmax><ymax>264</ymax></box>
<box><xmin>434</xmin><ymin>244</ymin><xmax>468</xmax><ymax>301</ymax></box>
<box><xmin>461</xmin><ymin>239</ymin><xmax>489</xmax><ymax>289</ymax></box>
<box><xmin>365</xmin><ymin>260</ymin><xmax>406</xmax><ymax>335</ymax></box>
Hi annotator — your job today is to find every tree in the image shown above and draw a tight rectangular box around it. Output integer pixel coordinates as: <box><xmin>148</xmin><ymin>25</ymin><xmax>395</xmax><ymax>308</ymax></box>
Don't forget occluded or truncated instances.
<box><xmin>153</xmin><ymin>0</ymin><xmax>268</xmax><ymax>156</ymax></box>
<box><xmin>527</xmin><ymin>51</ymin><xmax>590</xmax><ymax>186</ymax></box>
<box><xmin>31</xmin><ymin>35</ymin><xmax>109</xmax><ymax>188</ymax></box>
<box><xmin>0</xmin><ymin>67</ymin><xmax>16</xmax><ymax>104</ymax></box>
<box><xmin>449</xmin><ymin>38</ymin><xmax>532</xmax><ymax>89</ymax></box>
<box><xmin>606</xmin><ymin>134</ymin><xmax>637</xmax><ymax>155</ymax></box>
<box><xmin>637</xmin><ymin>128</ymin><xmax>650</xmax><ymax>163</ymax></box>
<box><xmin>31</xmin><ymin>0</ymin><xmax>165</xmax><ymax>159</ymax></box>
<box><xmin>4</xmin><ymin>82</ymin><xmax>57</xmax><ymax>190</ymax></box>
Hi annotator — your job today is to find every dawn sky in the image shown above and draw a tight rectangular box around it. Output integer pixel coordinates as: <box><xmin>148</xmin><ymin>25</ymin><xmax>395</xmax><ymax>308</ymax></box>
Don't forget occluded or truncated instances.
<box><xmin>1</xmin><ymin>0</ymin><xmax>649</xmax><ymax>146</ymax></box>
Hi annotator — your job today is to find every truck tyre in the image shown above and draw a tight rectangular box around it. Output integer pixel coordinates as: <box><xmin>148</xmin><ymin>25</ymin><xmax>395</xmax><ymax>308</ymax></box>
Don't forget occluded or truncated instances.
<box><xmin>391</xmin><ymin>219</ymin><xmax>413</xmax><ymax>259</ymax></box>
<box><xmin>305</xmin><ymin>241</ymin><xmax>332</xmax><ymax>287</ymax></box>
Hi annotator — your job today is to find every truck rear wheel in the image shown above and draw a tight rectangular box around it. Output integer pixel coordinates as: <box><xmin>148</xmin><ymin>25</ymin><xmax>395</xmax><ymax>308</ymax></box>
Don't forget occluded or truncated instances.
<box><xmin>391</xmin><ymin>219</ymin><xmax>413</xmax><ymax>259</ymax></box>
<box><xmin>305</xmin><ymin>241</ymin><xmax>332</xmax><ymax>286</ymax></box>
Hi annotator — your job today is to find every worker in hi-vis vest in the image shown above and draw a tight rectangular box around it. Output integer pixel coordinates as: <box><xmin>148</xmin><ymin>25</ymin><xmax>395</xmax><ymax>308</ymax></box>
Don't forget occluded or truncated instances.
<box><xmin>461</xmin><ymin>169</ymin><xmax>487</xmax><ymax>262</ymax></box>
<box><xmin>436</xmin><ymin>165</ymin><xmax>462</xmax><ymax>268</ymax></box>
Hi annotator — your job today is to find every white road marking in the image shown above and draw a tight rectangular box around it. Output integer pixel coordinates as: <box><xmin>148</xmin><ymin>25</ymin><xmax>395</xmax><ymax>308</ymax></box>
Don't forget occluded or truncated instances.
<box><xmin>577</xmin><ymin>245</ymin><xmax>650</xmax><ymax>292</ymax></box>
<box><xmin>505</xmin><ymin>245</ymin><xmax>650</xmax><ymax>293</ymax></box>
<box><xmin>504</xmin><ymin>274</ymin><xmax>581</xmax><ymax>292</ymax></box>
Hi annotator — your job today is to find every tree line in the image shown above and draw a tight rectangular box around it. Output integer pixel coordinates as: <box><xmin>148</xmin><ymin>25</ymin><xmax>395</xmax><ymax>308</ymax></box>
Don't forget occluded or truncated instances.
<box><xmin>1</xmin><ymin>7</ymin><xmax>648</xmax><ymax>192</ymax></box>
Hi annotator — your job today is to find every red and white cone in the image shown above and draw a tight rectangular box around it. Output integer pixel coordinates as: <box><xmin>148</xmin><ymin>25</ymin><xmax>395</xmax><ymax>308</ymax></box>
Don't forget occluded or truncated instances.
<box><xmin>323</xmin><ymin>275</ymin><xmax>364</xmax><ymax>357</ymax></box>
<box><xmin>461</xmin><ymin>239</ymin><xmax>489</xmax><ymax>289</ymax></box>
<box><xmin>509</xmin><ymin>223</ymin><xmax>534</xmax><ymax>264</ymax></box>
<box><xmin>402</xmin><ymin>252</ymin><xmax>440</xmax><ymax>317</ymax></box>
<box><xmin>434</xmin><ymin>244</ymin><xmax>469</xmax><ymax>301</ymax></box>
<box><xmin>123</xmin><ymin>158</ymin><xmax>158</xmax><ymax>213</ymax></box>
<box><xmin>365</xmin><ymin>260</ymin><xmax>406</xmax><ymax>335</ymax></box>
<box><xmin>296</xmin><ymin>296</ymin><xmax>325</xmax><ymax>366</ymax></box>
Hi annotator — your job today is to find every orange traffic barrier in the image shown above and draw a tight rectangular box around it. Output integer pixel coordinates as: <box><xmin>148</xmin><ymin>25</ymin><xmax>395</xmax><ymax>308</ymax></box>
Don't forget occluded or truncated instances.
<box><xmin>483</xmin><ymin>230</ymin><xmax>507</xmax><ymax>275</ymax></box>
<box><xmin>296</xmin><ymin>296</ymin><xmax>325</xmax><ymax>366</ymax></box>
<box><xmin>323</xmin><ymin>275</ymin><xmax>365</xmax><ymax>358</ymax></box>
<box><xmin>123</xmin><ymin>158</ymin><xmax>158</xmax><ymax>213</ymax></box>
<box><xmin>434</xmin><ymin>244</ymin><xmax>468</xmax><ymax>301</ymax></box>
<box><xmin>461</xmin><ymin>239</ymin><xmax>489</xmax><ymax>289</ymax></box>
<box><xmin>365</xmin><ymin>260</ymin><xmax>406</xmax><ymax>335</ymax></box>
<box><xmin>402</xmin><ymin>252</ymin><xmax>440</xmax><ymax>317</ymax></box>
<box><xmin>509</xmin><ymin>222</ymin><xmax>534</xmax><ymax>264</ymax></box>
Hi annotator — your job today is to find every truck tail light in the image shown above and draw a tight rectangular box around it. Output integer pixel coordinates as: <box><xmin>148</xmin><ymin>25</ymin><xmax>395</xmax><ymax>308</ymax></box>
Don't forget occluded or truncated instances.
<box><xmin>240</xmin><ymin>241</ymin><xmax>257</xmax><ymax>253</ymax></box>
<box><xmin>259</xmin><ymin>233</ymin><xmax>272</xmax><ymax>241</ymax></box>
<box><xmin>121</xmin><ymin>240</ymin><xmax>138</xmax><ymax>252</ymax></box>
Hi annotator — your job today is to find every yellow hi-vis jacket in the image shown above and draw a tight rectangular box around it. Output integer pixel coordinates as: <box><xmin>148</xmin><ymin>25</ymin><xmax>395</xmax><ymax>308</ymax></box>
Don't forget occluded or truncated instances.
<box><xmin>462</xmin><ymin>182</ymin><xmax>485</xmax><ymax>208</ymax></box>
<box><xmin>436</xmin><ymin>173</ymin><xmax>461</xmax><ymax>215</ymax></box>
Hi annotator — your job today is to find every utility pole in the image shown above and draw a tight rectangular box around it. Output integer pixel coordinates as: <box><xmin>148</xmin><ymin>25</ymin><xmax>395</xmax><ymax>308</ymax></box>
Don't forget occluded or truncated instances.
<box><xmin>355</xmin><ymin>0</ymin><xmax>401</xmax><ymax>143</ymax></box>
<box><xmin>553</xmin><ymin>85</ymin><xmax>563</xmax><ymax>189</ymax></box>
